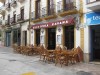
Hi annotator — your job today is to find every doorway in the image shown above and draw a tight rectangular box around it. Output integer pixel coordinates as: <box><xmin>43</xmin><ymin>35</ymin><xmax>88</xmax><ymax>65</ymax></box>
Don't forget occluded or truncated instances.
<box><xmin>91</xmin><ymin>26</ymin><xmax>100</xmax><ymax>61</ymax></box>
<box><xmin>35</xmin><ymin>29</ymin><xmax>40</xmax><ymax>46</ymax></box>
<box><xmin>6</xmin><ymin>32</ymin><xmax>11</xmax><ymax>47</ymax></box>
<box><xmin>64</xmin><ymin>25</ymin><xmax>74</xmax><ymax>49</ymax></box>
<box><xmin>13</xmin><ymin>29</ymin><xmax>21</xmax><ymax>46</ymax></box>
<box><xmin>23</xmin><ymin>31</ymin><xmax>27</xmax><ymax>46</ymax></box>
<box><xmin>48</xmin><ymin>28</ymin><xmax>56</xmax><ymax>50</ymax></box>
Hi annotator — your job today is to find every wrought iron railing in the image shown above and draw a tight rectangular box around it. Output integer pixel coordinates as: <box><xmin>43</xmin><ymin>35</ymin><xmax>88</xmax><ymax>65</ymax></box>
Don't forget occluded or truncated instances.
<box><xmin>31</xmin><ymin>11</ymin><xmax>35</xmax><ymax>20</ymax></box>
<box><xmin>5</xmin><ymin>20</ymin><xmax>10</xmax><ymax>25</ymax></box>
<box><xmin>35</xmin><ymin>9</ymin><xmax>41</xmax><ymax>19</ymax></box>
<box><xmin>10</xmin><ymin>17</ymin><xmax>13</xmax><ymax>24</ymax></box>
<box><xmin>0</xmin><ymin>20</ymin><xmax>2</xmax><ymax>25</ymax></box>
<box><xmin>57</xmin><ymin>1</ymin><xmax>76</xmax><ymax>13</ymax></box>
<box><xmin>17</xmin><ymin>14</ymin><xmax>21</xmax><ymax>21</ymax></box>
<box><xmin>31</xmin><ymin>10</ymin><xmax>41</xmax><ymax>20</ymax></box>
<box><xmin>5</xmin><ymin>3</ymin><xmax>10</xmax><ymax>9</ymax></box>
<box><xmin>41</xmin><ymin>4</ymin><xmax>56</xmax><ymax>17</ymax></box>
<box><xmin>11</xmin><ymin>0</ymin><xmax>17</xmax><ymax>6</ymax></box>
<box><xmin>41</xmin><ymin>7</ymin><xmax>47</xmax><ymax>17</ymax></box>
<box><xmin>17</xmin><ymin>14</ymin><xmax>24</xmax><ymax>21</ymax></box>
<box><xmin>47</xmin><ymin>4</ymin><xmax>56</xmax><ymax>16</ymax></box>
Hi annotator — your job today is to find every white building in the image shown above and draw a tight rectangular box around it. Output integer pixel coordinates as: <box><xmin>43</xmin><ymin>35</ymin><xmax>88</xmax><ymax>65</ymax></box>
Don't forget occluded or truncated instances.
<box><xmin>30</xmin><ymin>0</ymin><xmax>83</xmax><ymax>50</ymax></box>
<box><xmin>83</xmin><ymin>0</ymin><xmax>100</xmax><ymax>62</ymax></box>
<box><xmin>0</xmin><ymin>0</ymin><xmax>31</xmax><ymax>46</ymax></box>
<box><xmin>0</xmin><ymin>0</ymin><xmax>90</xmax><ymax>62</ymax></box>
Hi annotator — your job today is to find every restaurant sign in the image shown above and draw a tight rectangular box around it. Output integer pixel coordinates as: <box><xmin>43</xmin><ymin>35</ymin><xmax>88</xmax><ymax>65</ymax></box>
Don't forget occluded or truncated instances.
<box><xmin>32</xmin><ymin>18</ymin><xmax>74</xmax><ymax>29</ymax></box>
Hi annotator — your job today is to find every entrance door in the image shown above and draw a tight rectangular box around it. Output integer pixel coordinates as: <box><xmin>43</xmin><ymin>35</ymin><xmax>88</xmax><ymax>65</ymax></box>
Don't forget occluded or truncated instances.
<box><xmin>6</xmin><ymin>32</ymin><xmax>11</xmax><ymax>47</ymax></box>
<box><xmin>18</xmin><ymin>29</ymin><xmax>21</xmax><ymax>46</ymax></box>
<box><xmin>64</xmin><ymin>25</ymin><xmax>74</xmax><ymax>49</ymax></box>
<box><xmin>13</xmin><ymin>29</ymin><xmax>21</xmax><ymax>46</ymax></box>
<box><xmin>23</xmin><ymin>31</ymin><xmax>27</xmax><ymax>46</ymax></box>
<box><xmin>92</xmin><ymin>29</ymin><xmax>100</xmax><ymax>60</ymax></box>
<box><xmin>36</xmin><ymin>29</ymin><xmax>40</xmax><ymax>46</ymax></box>
<box><xmin>48</xmin><ymin>28</ymin><xmax>56</xmax><ymax>50</ymax></box>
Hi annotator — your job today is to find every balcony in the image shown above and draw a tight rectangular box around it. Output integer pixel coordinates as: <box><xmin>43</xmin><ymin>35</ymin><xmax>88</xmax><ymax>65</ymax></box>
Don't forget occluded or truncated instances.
<box><xmin>17</xmin><ymin>14</ymin><xmax>24</xmax><ymax>22</ymax></box>
<box><xmin>42</xmin><ymin>4</ymin><xmax>57</xmax><ymax>20</ymax></box>
<box><xmin>5</xmin><ymin>3</ymin><xmax>11</xmax><ymax>11</ymax></box>
<box><xmin>0</xmin><ymin>6</ymin><xmax>5</xmax><ymax>15</ymax></box>
<box><xmin>5</xmin><ymin>20</ymin><xmax>10</xmax><ymax>26</ymax></box>
<box><xmin>18</xmin><ymin>0</ymin><xmax>25</xmax><ymax>3</ymax></box>
<box><xmin>11</xmin><ymin>0</ymin><xmax>17</xmax><ymax>7</ymax></box>
<box><xmin>0</xmin><ymin>20</ymin><xmax>2</xmax><ymax>25</ymax></box>
<box><xmin>10</xmin><ymin>17</ymin><xmax>16</xmax><ymax>25</ymax></box>
<box><xmin>57</xmin><ymin>1</ymin><xmax>78</xmax><ymax>16</ymax></box>
<box><xmin>17</xmin><ymin>14</ymin><xmax>21</xmax><ymax>21</ymax></box>
<box><xmin>31</xmin><ymin>11</ymin><xmax>42</xmax><ymax>23</ymax></box>
<box><xmin>87</xmin><ymin>0</ymin><xmax>100</xmax><ymax>10</ymax></box>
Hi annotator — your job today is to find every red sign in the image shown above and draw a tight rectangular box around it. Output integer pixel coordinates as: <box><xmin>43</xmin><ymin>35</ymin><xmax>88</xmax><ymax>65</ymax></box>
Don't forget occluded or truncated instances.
<box><xmin>32</xmin><ymin>18</ymin><xmax>74</xmax><ymax>29</ymax></box>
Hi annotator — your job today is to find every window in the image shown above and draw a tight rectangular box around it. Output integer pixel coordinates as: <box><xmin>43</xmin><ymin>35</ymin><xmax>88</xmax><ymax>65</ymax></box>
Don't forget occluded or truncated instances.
<box><xmin>13</xmin><ymin>11</ymin><xmax>16</xmax><ymax>23</ymax></box>
<box><xmin>20</xmin><ymin>7</ymin><xmax>24</xmax><ymax>20</ymax></box>
<box><xmin>48</xmin><ymin>0</ymin><xmax>54</xmax><ymax>15</ymax></box>
<box><xmin>35</xmin><ymin>0</ymin><xmax>41</xmax><ymax>19</ymax></box>
<box><xmin>8</xmin><ymin>14</ymin><xmax>10</xmax><ymax>25</ymax></box>
<box><xmin>63</xmin><ymin>0</ymin><xmax>74</xmax><ymax>10</ymax></box>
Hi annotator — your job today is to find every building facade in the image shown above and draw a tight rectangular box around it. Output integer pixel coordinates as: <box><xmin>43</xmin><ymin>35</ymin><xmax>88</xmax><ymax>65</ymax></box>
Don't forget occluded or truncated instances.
<box><xmin>0</xmin><ymin>0</ymin><xmax>30</xmax><ymax>46</ymax></box>
<box><xmin>84</xmin><ymin>0</ymin><xmax>100</xmax><ymax>62</ymax></box>
<box><xmin>0</xmin><ymin>0</ymin><xmax>89</xmax><ymax>62</ymax></box>
<box><xmin>30</xmin><ymin>0</ymin><xmax>83</xmax><ymax>50</ymax></box>
<box><xmin>0</xmin><ymin>0</ymin><xmax>83</xmax><ymax>52</ymax></box>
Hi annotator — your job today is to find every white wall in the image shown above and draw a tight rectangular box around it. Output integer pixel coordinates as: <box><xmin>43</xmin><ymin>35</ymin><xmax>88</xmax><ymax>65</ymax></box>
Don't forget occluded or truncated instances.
<box><xmin>5</xmin><ymin>0</ymin><xmax>30</xmax><ymax>20</ymax></box>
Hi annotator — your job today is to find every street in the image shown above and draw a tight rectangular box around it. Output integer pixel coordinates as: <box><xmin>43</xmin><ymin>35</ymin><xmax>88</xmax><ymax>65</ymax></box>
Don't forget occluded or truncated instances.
<box><xmin>0</xmin><ymin>47</ymin><xmax>100</xmax><ymax>75</ymax></box>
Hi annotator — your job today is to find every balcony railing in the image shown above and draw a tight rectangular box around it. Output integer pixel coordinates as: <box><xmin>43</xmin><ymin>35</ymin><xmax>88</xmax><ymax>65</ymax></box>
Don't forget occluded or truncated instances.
<box><xmin>31</xmin><ymin>10</ymin><xmax>41</xmax><ymax>20</ymax></box>
<box><xmin>0</xmin><ymin>20</ymin><xmax>2</xmax><ymax>25</ymax></box>
<box><xmin>18</xmin><ymin>0</ymin><xmax>25</xmax><ymax>3</ymax></box>
<box><xmin>87</xmin><ymin>0</ymin><xmax>99</xmax><ymax>4</ymax></box>
<box><xmin>17</xmin><ymin>14</ymin><xmax>21</xmax><ymax>21</ymax></box>
<box><xmin>47</xmin><ymin>4</ymin><xmax>56</xmax><ymax>16</ymax></box>
<box><xmin>31</xmin><ymin>11</ymin><xmax>35</xmax><ymax>20</ymax></box>
<box><xmin>5</xmin><ymin>20</ymin><xmax>8</xmax><ymax>25</ymax></box>
<box><xmin>10</xmin><ymin>17</ymin><xmax>16</xmax><ymax>24</ymax></box>
<box><xmin>41</xmin><ymin>5</ymin><xmax>56</xmax><ymax>17</ymax></box>
<box><xmin>0</xmin><ymin>5</ymin><xmax>5</xmax><ymax>15</ymax></box>
<box><xmin>17</xmin><ymin>14</ymin><xmax>24</xmax><ymax>22</ymax></box>
<box><xmin>10</xmin><ymin>18</ymin><xmax>13</xmax><ymax>24</ymax></box>
<box><xmin>11</xmin><ymin>0</ymin><xmax>17</xmax><ymax>7</ymax></box>
<box><xmin>57</xmin><ymin>1</ymin><xmax>76</xmax><ymax>12</ymax></box>
<box><xmin>57</xmin><ymin>1</ymin><xmax>63</xmax><ymax>13</ymax></box>
<box><xmin>41</xmin><ymin>7</ymin><xmax>47</xmax><ymax>17</ymax></box>
<box><xmin>5</xmin><ymin>20</ymin><xmax>10</xmax><ymax>25</ymax></box>
<box><xmin>35</xmin><ymin>10</ymin><xmax>41</xmax><ymax>19</ymax></box>
<box><xmin>5</xmin><ymin>3</ymin><xmax>11</xmax><ymax>11</ymax></box>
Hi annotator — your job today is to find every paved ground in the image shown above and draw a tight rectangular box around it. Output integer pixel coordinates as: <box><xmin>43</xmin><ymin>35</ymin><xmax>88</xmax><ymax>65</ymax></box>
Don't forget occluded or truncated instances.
<box><xmin>0</xmin><ymin>47</ymin><xmax>100</xmax><ymax>75</ymax></box>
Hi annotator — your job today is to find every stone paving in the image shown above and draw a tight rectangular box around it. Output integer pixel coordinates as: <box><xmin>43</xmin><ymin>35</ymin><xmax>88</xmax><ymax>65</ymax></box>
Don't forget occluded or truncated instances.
<box><xmin>0</xmin><ymin>47</ymin><xmax>100</xmax><ymax>75</ymax></box>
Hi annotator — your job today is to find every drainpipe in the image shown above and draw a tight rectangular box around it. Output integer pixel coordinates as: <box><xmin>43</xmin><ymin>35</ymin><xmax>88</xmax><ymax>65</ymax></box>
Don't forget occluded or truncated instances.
<box><xmin>29</xmin><ymin>0</ymin><xmax>31</xmax><ymax>45</ymax></box>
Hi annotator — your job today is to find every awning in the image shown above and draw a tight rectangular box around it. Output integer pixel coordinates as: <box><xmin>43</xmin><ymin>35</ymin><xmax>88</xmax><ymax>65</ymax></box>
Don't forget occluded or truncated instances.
<box><xmin>31</xmin><ymin>18</ymin><xmax>75</xmax><ymax>29</ymax></box>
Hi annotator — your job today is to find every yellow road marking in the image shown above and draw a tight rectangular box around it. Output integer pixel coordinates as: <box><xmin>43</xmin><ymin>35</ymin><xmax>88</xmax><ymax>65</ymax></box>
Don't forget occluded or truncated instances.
<box><xmin>21</xmin><ymin>72</ymin><xmax>36</xmax><ymax>75</ymax></box>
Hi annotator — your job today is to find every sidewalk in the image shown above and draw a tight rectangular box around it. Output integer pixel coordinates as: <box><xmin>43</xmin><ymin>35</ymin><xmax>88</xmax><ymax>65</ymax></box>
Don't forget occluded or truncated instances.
<box><xmin>0</xmin><ymin>47</ymin><xmax>100</xmax><ymax>75</ymax></box>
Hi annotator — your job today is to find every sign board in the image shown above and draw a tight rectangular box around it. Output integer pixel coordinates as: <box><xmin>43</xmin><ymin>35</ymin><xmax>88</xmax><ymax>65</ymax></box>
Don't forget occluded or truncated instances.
<box><xmin>86</xmin><ymin>11</ymin><xmax>100</xmax><ymax>25</ymax></box>
<box><xmin>32</xmin><ymin>18</ymin><xmax>74</xmax><ymax>29</ymax></box>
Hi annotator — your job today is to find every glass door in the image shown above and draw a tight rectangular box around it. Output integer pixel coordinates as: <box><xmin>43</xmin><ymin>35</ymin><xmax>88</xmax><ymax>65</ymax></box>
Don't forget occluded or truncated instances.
<box><xmin>36</xmin><ymin>29</ymin><xmax>40</xmax><ymax>46</ymax></box>
<box><xmin>48</xmin><ymin>28</ymin><xmax>56</xmax><ymax>50</ymax></box>
<box><xmin>64</xmin><ymin>25</ymin><xmax>74</xmax><ymax>49</ymax></box>
<box><xmin>92</xmin><ymin>29</ymin><xmax>100</xmax><ymax>60</ymax></box>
